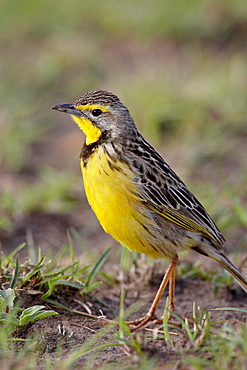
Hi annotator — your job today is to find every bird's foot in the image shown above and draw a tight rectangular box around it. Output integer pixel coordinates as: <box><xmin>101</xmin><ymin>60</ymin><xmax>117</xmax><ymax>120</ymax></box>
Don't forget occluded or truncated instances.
<box><xmin>126</xmin><ymin>310</ymin><xmax>189</xmax><ymax>331</ymax></box>
<box><xmin>90</xmin><ymin>312</ymin><xmax>162</xmax><ymax>331</ymax></box>
<box><xmin>126</xmin><ymin>312</ymin><xmax>162</xmax><ymax>331</ymax></box>
<box><xmin>88</xmin><ymin>311</ymin><xmax>184</xmax><ymax>332</ymax></box>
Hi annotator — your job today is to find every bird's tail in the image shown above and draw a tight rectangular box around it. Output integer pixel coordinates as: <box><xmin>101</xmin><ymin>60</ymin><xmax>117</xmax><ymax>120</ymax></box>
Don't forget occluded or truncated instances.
<box><xmin>218</xmin><ymin>253</ymin><xmax>247</xmax><ymax>293</ymax></box>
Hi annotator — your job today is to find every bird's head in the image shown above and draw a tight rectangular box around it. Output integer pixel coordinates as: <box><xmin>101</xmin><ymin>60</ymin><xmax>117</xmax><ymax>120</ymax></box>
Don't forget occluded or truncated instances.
<box><xmin>52</xmin><ymin>90</ymin><xmax>136</xmax><ymax>145</ymax></box>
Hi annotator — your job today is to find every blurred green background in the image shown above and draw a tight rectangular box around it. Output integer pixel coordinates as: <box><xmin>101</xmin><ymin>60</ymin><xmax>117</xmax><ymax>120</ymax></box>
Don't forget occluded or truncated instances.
<box><xmin>0</xmin><ymin>0</ymin><xmax>246</xmax><ymax>259</ymax></box>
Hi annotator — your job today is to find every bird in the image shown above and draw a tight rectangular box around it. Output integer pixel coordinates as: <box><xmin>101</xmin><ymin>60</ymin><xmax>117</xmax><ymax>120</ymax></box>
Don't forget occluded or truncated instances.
<box><xmin>52</xmin><ymin>90</ymin><xmax>247</xmax><ymax>330</ymax></box>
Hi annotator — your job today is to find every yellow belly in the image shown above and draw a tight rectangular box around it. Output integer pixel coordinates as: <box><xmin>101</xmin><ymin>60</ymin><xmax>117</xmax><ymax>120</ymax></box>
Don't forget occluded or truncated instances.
<box><xmin>80</xmin><ymin>146</ymin><xmax>161</xmax><ymax>258</ymax></box>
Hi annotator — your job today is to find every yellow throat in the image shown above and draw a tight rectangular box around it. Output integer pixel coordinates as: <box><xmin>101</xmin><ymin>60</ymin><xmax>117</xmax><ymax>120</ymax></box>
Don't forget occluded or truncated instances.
<box><xmin>70</xmin><ymin>104</ymin><xmax>109</xmax><ymax>145</ymax></box>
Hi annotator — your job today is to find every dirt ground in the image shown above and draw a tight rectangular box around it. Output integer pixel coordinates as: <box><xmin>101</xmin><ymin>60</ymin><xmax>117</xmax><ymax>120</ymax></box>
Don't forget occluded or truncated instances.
<box><xmin>10</xmin><ymin>244</ymin><xmax>247</xmax><ymax>369</ymax></box>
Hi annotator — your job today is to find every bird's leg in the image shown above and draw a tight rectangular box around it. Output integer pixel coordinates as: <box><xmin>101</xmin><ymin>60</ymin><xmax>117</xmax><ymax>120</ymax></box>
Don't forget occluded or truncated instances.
<box><xmin>126</xmin><ymin>256</ymin><xmax>178</xmax><ymax>331</ymax></box>
<box><xmin>168</xmin><ymin>259</ymin><xmax>176</xmax><ymax>313</ymax></box>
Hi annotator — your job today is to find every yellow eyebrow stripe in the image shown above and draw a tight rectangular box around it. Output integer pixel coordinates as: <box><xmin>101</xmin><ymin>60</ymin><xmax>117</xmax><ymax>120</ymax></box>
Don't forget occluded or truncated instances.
<box><xmin>75</xmin><ymin>104</ymin><xmax>110</xmax><ymax>112</ymax></box>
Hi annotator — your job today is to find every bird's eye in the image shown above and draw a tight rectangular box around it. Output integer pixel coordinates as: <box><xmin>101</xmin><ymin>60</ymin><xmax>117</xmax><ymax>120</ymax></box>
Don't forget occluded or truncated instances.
<box><xmin>92</xmin><ymin>109</ymin><xmax>102</xmax><ymax>117</ymax></box>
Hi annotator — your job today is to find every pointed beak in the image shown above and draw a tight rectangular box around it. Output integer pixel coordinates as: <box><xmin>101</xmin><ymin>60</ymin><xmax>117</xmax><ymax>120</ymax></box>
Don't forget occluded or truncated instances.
<box><xmin>51</xmin><ymin>103</ymin><xmax>87</xmax><ymax>118</ymax></box>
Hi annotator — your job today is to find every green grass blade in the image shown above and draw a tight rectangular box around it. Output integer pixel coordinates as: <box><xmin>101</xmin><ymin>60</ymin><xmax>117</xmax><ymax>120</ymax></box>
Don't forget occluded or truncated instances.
<box><xmin>69</xmin><ymin>227</ymin><xmax>93</xmax><ymax>257</ymax></box>
<box><xmin>45</xmin><ymin>299</ymin><xmax>73</xmax><ymax>312</ymax></box>
<box><xmin>64</xmin><ymin>343</ymin><xmax>119</xmax><ymax>367</ymax></box>
<box><xmin>83</xmin><ymin>281</ymin><xmax>102</xmax><ymax>294</ymax></box>
<box><xmin>67</xmin><ymin>229</ymin><xmax>75</xmax><ymax>265</ymax></box>
<box><xmin>10</xmin><ymin>257</ymin><xmax>19</xmax><ymax>289</ymax></box>
<box><xmin>22</xmin><ymin>255</ymin><xmax>46</xmax><ymax>283</ymax></box>
<box><xmin>86</xmin><ymin>247</ymin><xmax>111</xmax><ymax>286</ymax></box>
<box><xmin>22</xmin><ymin>263</ymin><xmax>46</xmax><ymax>284</ymax></box>
<box><xmin>163</xmin><ymin>297</ymin><xmax>173</xmax><ymax>345</ymax></box>
<box><xmin>0</xmin><ymin>288</ymin><xmax>16</xmax><ymax>309</ymax></box>
<box><xmin>19</xmin><ymin>305</ymin><xmax>58</xmax><ymax>326</ymax></box>
<box><xmin>88</xmin><ymin>293</ymin><xmax>119</xmax><ymax>314</ymax></box>
<box><xmin>212</xmin><ymin>307</ymin><xmax>247</xmax><ymax>313</ymax></box>
<box><xmin>3</xmin><ymin>243</ymin><xmax>26</xmax><ymax>267</ymax></box>
<box><xmin>51</xmin><ymin>279</ymin><xmax>86</xmax><ymax>289</ymax></box>
<box><xmin>38</xmin><ymin>247</ymin><xmax>42</xmax><ymax>262</ymax></box>
<box><xmin>0</xmin><ymin>312</ymin><xmax>19</xmax><ymax>327</ymax></box>
<box><xmin>27</xmin><ymin>310</ymin><xmax>58</xmax><ymax>323</ymax></box>
<box><xmin>43</xmin><ymin>261</ymin><xmax>81</xmax><ymax>280</ymax></box>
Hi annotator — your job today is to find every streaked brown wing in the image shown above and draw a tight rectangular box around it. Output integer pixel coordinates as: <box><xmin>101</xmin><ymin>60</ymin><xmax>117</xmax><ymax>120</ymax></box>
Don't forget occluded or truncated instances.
<box><xmin>128</xmin><ymin>137</ymin><xmax>225</xmax><ymax>246</ymax></box>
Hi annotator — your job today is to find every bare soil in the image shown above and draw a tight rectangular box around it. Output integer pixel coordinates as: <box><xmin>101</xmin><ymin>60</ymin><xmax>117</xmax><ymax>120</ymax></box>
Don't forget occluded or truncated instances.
<box><xmin>9</xmin><ymin>240</ymin><xmax>247</xmax><ymax>369</ymax></box>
